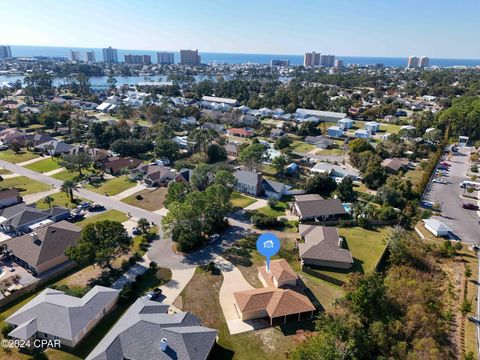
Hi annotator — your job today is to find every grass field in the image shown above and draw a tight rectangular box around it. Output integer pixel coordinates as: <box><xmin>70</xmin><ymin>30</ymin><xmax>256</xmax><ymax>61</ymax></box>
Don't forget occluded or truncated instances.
<box><xmin>174</xmin><ymin>267</ymin><xmax>314</xmax><ymax>360</ymax></box>
<box><xmin>230</xmin><ymin>191</ymin><xmax>256</xmax><ymax>208</ymax></box>
<box><xmin>51</xmin><ymin>168</ymin><xmax>96</xmax><ymax>182</ymax></box>
<box><xmin>85</xmin><ymin>177</ymin><xmax>137</xmax><ymax>196</ymax></box>
<box><xmin>0</xmin><ymin>168</ymin><xmax>12</xmax><ymax>175</ymax></box>
<box><xmin>76</xmin><ymin>209</ymin><xmax>128</xmax><ymax>227</ymax></box>
<box><xmin>122</xmin><ymin>187</ymin><xmax>167</xmax><ymax>211</ymax></box>
<box><xmin>24</xmin><ymin>157</ymin><xmax>62</xmax><ymax>173</ymax></box>
<box><xmin>291</xmin><ymin>140</ymin><xmax>314</xmax><ymax>153</ymax></box>
<box><xmin>255</xmin><ymin>201</ymin><xmax>289</xmax><ymax>217</ymax></box>
<box><xmin>1</xmin><ymin>176</ymin><xmax>51</xmax><ymax>195</ymax></box>
<box><xmin>34</xmin><ymin>191</ymin><xmax>82</xmax><ymax>210</ymax></box>
<box><xmin>0</xmin><ymin>149</ymin><xmax>39</xmax><ymax>164</ymax></box>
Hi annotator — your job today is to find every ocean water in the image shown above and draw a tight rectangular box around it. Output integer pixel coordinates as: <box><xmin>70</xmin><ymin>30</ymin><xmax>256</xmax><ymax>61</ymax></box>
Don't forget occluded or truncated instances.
<box><xmin>8</xmin><ymin>45</ymin><xmax>480</xmax><ymax>68</ymax></box>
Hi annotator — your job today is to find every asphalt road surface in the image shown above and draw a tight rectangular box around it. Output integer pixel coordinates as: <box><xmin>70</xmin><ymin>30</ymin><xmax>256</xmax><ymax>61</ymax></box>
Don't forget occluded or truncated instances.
<box><xmin>423</xmin><ymin>147</ymin><xmax>480</xmax><ymax>244</ymax></box>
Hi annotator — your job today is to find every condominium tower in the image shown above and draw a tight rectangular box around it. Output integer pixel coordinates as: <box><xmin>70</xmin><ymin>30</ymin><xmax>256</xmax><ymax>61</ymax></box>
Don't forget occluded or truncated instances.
<box><xmin>102</xmin><ymin>47</ymin><xmax>118</xmax><ymax>63</ymax></box>
<box><xmin>157</xmin><ymin>52</ymin><xmax>174</xmax><ymax>65</ymax></box>
<box><xmin>85</xmin><ymin>51</ymin><xmax>96</xmax><ymax>62</ymax></box>
<box><xmin>0</xmin><ymin>45</ymin><xmax>12</xmax><ymax>59</ymax></box>
<box><xmin>179</xmin><ymin>49</ymin><xmax>201</xmax><ymax>65</ymax></box>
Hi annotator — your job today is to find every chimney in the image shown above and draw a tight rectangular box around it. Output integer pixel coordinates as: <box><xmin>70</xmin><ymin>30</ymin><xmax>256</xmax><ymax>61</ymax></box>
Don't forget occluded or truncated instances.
<box><xmin>30</xmin><ymin>233</ymin><xmax>38</xmax><ymax>243</ymax></box>
<box><xmin>160</xmin><ymin>338</ymin><xmax>168</xmax><ymax>352</ymax></box>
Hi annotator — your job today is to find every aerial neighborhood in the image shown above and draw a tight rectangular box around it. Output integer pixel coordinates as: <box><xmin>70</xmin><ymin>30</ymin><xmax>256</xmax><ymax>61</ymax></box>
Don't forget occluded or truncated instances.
<box><xmin>0</xmin><ymin>37</ymin><xmax>479</xmax><ymax>360</ymax></box>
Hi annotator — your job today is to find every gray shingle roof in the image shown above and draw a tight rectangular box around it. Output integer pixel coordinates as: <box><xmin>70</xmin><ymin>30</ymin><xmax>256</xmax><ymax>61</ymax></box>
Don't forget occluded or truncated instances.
<box><xmin>299</xmin><ymin>225</ymin><xmax>353</xmax><ymax>264</ymax></box>
<box><xmin>234</xmin><ymin>170</ymin><xmax>262</xmax><ymax>187</ymax></box>
<box><xmin>294</xmin><ymin>196</ymin><xmax>347</xmax><ymax>219</ymax></box>
<box><xmin>86</xmin><ymin>298</ymin><xmax>218</xmax><ymax>360</ymax></box>
<box><xmin>6</xmin><ymin>286</ymin><xmax>120</xmax><ymax>342</ymax></box>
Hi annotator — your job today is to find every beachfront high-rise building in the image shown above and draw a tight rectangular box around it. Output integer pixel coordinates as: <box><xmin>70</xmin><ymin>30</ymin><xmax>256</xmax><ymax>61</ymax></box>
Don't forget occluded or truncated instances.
<box><xmin>85</xmin><ymin>51</ymin><xmax>96</xmax><ymax>62</ymax></box>
<box><xmin>157</xmin><ymin>52</ymin><xmax>174</xmax><ymax>65</ymax></box>
<box><xmin>102</xmin><ymin>47</ymin><xmax>118</xmax><ymax>63</ymax></box>
<box><xmin>0</xmin><ymin>46</ymin><xmax>12</xmax><ymax>59</ymax></box>
<box><xmin>419</xmin><ymin>56</ymin><xmax>430</xmax><ymax>68</ymax></box>
<box><xmin>334</xmin><ymin>59</ymin><xmax>344</xmax><ymax>69</ymax></box>
<box><xmin>70</xmin><ymin>50</ymin><xmax>81</xmax><ymax>62</ymax></box>
<box><xmin>407</xmin><ymin>56</ymin><xmax>420</xmax><ymax>68</ymax></box>
<box><xmin>320</xmin><ymin>54</ymin><xmax>335</xmax><ymax>67</ymax></box>
<box><xmin>180</xmin><ymin>49</ymin><xmax>201</xmax><ymax>65</ymax></box>
<box><xmin>304</xmin><ymin>52</ymin><xmax>321</xmax><ymax>66</ymax></box>
<box><xmin>124</xmin><ymin>54</ymin><xmax>152</xmax><ymax>65</ymax></box>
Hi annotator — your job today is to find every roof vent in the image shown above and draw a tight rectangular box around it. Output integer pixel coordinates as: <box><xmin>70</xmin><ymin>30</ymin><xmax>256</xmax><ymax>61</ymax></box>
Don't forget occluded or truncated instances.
<box><xmin>160</xmin><ymin>338</ymin><xmax>168</xmax><ymax>352</ymax></box>
<box><xmin>30</xmin><ymin>233</ymin><xmax>38</xmax><ymax>242</ymax></box>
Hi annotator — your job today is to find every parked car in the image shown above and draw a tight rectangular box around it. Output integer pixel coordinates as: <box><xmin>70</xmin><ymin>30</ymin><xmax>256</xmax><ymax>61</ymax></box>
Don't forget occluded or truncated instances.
<box><xmin>463</xmin><ymin>203</ymin><xmax>479</xmax><ymax>211</ymax></box>
<box><xmin>89</xmin><ymin>204</ymin><xmax>105</xmax><ymax>212</ymax></box>
<box><xmin>0</xmin><ymin>145</ymin><xmax>9</xmax><ymax>151</ymax></box>
<box><xmin>433</xmin><ymin>178</ymin><xmax>447</xmax><ymax>184</ymax></box>
<box><xmin>145</xmin><ymin>287</ymin><xmax>163</xmax><ymax>300</ymax></box>
<box><xmin>77</xmin><ymin>202</ymin><xmax>91</xmax><ymax>210</ymax></box>
<box><xmin>440</xmin><ymin>161</ymin><xmax>451</xmax><ymax>167</ymax></box>
<box><xmin>132</xmin><ymin>227</ymin><xmax>141</xmax><ymax>235</ymax></box>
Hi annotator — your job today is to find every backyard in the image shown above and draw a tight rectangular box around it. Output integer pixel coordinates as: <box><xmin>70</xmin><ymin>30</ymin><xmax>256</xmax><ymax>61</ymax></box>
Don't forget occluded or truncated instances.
<box><xmin>121</xmin><ymin>187</ymin><xmax>167</xmax><ymax>211</ymax></box>
<box><xmin>1</xmin><ymin>176</ymin><xmax>51</xmax><ymax>195</ymax></box>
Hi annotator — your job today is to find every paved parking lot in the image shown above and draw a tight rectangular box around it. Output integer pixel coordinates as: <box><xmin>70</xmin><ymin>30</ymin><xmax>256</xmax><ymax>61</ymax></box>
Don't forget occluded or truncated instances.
<box><xmin>423</xmin><ymin>146</ymin><xmax>480</xmax><ymax>244</ymax></box>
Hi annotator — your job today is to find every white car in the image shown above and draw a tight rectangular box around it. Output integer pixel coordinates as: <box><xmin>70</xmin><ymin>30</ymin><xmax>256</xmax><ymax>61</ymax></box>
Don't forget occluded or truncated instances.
<box><xmin>432</xmin><ymin>178</ymin><xmax>447</xmax><ymax>184</ymax></box>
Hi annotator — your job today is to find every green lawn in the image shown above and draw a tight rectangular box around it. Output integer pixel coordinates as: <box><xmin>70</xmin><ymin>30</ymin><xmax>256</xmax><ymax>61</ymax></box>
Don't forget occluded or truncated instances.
<box><xmin>0</xmin><ymin>168</ymin><xmax>12</xmax><ymax>175</ymax></box>
<box><xmin>85</xmin><ymin>177</ymin><xmax>137</xmax><ymax>196</ymax></box>
<box><xmin>230</xmin><ymin>191</ymin><xmax>256</xmax><ymax>208</ymax></box>
<box><xmin>316</xmin><ymin>148</ymin><xmax>344</xmax><ymax>156</ymax></box>
<box><xmin>51</xmin><ymin>169</ymin><xmax>95</xmax><ymax>181</ymax></box>
<box><xmin>24</xmin><ymin>157</ymin><xmax>62</xmax><ymax>173</ymax></box>
<box><xmin>0</xmin><ymin>149</ymin><xmax>39</xmax><ymax>163</ymax></box>
<box><xmin>34</xmin><ymin>191</ymin><xmax>82</xmax><ymax>210</ymax></box>
<box><xmin>76</xmin><ymin>210</ymin><xmax>128</xmax><ymax>227</ymax></box>
<box><xmin>291</xmin><ymin>140</ymin><xmax>314</xmax><ymax>153</ymax></box>
<box><xmin>255</xmin><ymin>201</ymin><xmax>289</xmax><ymax>217</ymax></box>
<box><xmin>122</xmin><ymin>187</ymin><xmax>167</xmax><ymax>211</ymax></box>
<box><xmin>1</xmin><ymin>176</ymin><xmax>51</xmax><ymax>195</ymax></box>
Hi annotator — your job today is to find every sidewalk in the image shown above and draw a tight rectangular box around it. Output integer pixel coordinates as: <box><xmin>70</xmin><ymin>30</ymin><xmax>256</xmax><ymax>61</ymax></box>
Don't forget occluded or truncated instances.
<box><xmin>44</xmin><ymin>167</ymin><xmax>65</xmax><ymax>176</ymax></box>
<box><xmin>111</xmin><ymin>183</ymin><xmax>147</xmax><ymax>200</ymax></box>
<box><xmin>23</xmin><ymin>188</ymin><xmax>60</xmax><ymax>204</ymax></box>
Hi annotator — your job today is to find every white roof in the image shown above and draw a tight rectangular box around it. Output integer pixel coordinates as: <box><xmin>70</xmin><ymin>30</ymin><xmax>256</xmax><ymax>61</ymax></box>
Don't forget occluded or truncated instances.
<box><xmin>201</xmin><ymin>96</ymin><xmax>238</xmax><ymax>105</ymax></box>
<box><xmin>423</xmin><ymin>218</ymin><xmax>453</xmax><ymax>234</ymax></box>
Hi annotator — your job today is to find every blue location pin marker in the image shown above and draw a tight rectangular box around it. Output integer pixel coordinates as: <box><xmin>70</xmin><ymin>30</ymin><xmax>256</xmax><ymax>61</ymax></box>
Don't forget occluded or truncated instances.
<box><xmin>256</xmin><ymin>233</ymin><xmax>281</xmax><ymax>272</ymax></box>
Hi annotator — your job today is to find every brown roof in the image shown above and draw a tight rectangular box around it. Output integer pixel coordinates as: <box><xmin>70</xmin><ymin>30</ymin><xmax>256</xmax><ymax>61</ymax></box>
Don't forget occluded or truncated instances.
<box><xmin>298</xmin><ymin>225</ymin><xmax>353</xmax><ymax>264</ymax></box>
<box><xmin>381</xmin><ymin>158</ymin><xmax>408</xmax><ymax>172</ymax></box>
<box><xmin>103</xmin><ymin>157</ymin><xmax>141</xmax><ymax>173</ymax></box>
<box><xmin>261</xmin><ymin>259</ymin><xmax>298</xmax><ymax>284</ymax></box>
<box><xmin>0</xmin><ymin>189</ymin><xmax>20</xmax><ymax>201</ymax></box>
<box><xmin>294</xmin><ymin>196</ymin><xmax>346</xmax><ymax>219</ymax></box>
<box><xmin>234</xmin><ymin>288</ymin><xmax>314</xmax><ymax>318</ymax></box>
<box><xmin>5</xmin><ymin>221</ymin><xmax>81</xmax><ymax>271</ymax></box>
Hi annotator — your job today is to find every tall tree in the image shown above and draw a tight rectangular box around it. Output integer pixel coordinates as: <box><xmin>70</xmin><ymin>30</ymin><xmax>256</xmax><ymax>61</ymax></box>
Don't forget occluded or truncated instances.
<box><xmin>61</xmin><ymin>180</ymin><xmax>78</xmax><ymax>202</ymax></box>
<box><xmin>60</xmin><ymin>152</ymin><xmax>92</xmax><ymax>176</ymax></box>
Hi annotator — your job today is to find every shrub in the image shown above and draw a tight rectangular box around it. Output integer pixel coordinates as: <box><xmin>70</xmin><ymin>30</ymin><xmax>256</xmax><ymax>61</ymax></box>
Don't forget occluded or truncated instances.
<box><xmin>135</xmin><ymin>194</ymin><xmax>143</xmax><ymax>200</ymax></box>
<box><xmin>251</xmin><ymin>213</ymin><xmax>287</xmax><ymax>229</ymax></box>
<box><xmin>1</xmin><ymin>324</ymin><xmax>13</xmax><ymax>338</ymax></box>
<box><xmin>149</xmin><ymin>261</ymin><xmax>158</xmax><ymax>270</ymax></box>
<box><xmin>267</xmin><ymin>197</ymin><xmax>279</xmax><ymax>208</ymax></box>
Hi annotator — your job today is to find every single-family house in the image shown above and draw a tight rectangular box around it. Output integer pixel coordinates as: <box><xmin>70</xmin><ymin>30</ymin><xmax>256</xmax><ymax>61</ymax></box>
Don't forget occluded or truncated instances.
<box><xmin>365</xmin><ymin>121</ymin><xmax>380</xmax><ymax>134</ymax></box>
<box><xmin>355</xmin><ymin>129</ymin><xmax>371</xmax><ymax>139</ymax></box>
<box><xmin>180</xmin><ymin>116</ymin><xmax>197</xmax><ymax>126</ymax></box>
<box><xmin>327</xmin><ymin>126</ymin><xmax>344</xmax><ymax>138</ymax></box>
<box><xmin>273</xmin><ymin>108</ymin><xmax>285</xmax><ymax>117</ymax></box>
<box><xmin>295</xmin><ymin>109</ymin><xmax>346</xmax><ymax>123</ymax></box>
<box><xmin>304</xmin><ymin>136</ymin><xmax>334</xmax><ymax>149</ymax></box>
<box><xmin>201</xmin><ymin>95</ymin><xmax>239</xmax><ymax>107</ymax></box>
<box><xmin>4</xmin><ymin>221</ymin><xmax>81</xmax><ymax>275</ymax></box>
<box><xmin>310</xmin><ymin>162</ymin><xmax>361</xmax><ymax>180</ymax></box>
<box><xmin>101</xmin><ymin>157</ymin><xmax>142</xmax><ymax>175</ymax></box>
<box><xmin>270</xmin><ymin>129</ymin><xmax>285</xmax><ymax>139</ymax></box>
<box><xmin>263</xmin><ymin>178</ymin><xmax>288</xmax><ymax>200</ymax></box>
<box><xmin>0</xmin><ymin>204</ymin><xmax>69</xmax><ymax>234</ymax></box>
<box><xmin>86</xmin><ymin>298</ymin><xmax>218</xmax><ymax>360</ymax></box>
<box><xmin>6</xmin><ymin>286</ymin><xmax>120</xmax><ymax>348</ymax></box>
<box><xmin>338</xmin><ymin>118</ymin><xmax>354</xmax><ymax>130</ymax></box>
<box><xmin>292</xmin><ymin>194</ymin><xmax>347</xmax><ymax>222</ymax></box>
<box><xmin>228</xmin><ymin>128</ymin><xmax>254</xmax><ymax>138</ymax></box>
<box><xmin>234</xmin><ymin>170</ymin><xmax>288</xmax><ymax>199</ymax></box>
<box><xmin>35</xmin><ymin>140</ymin><xmax>73</xmax><ymax>155</ymax></box>
<box><xmin>224</xmin><ymin>142</ymin><xmax>240</xmax><ymax>158</ymax></box>
<box><xmin>299</xmin><ymin>224</ymin><xmax>354</xmax><ymax>269</ymax></box>
<box><xmin>0</xmin><ymin>189</ymin><xmax>22</xmax><ymax>209</ymax></box>
<box><xmin>258</xmin><ymin>259</ymin><xmax>298</xmax><ymax>288</ymax></box>
<box><xmin>381</xmin><ymin>158</ymin><xmax>408</xmax><ymax>174</ymax></box>
<box><xmin>134</xmin><ymin>164</ymin><xmax>177</xmax><ymax>187</ymax></box>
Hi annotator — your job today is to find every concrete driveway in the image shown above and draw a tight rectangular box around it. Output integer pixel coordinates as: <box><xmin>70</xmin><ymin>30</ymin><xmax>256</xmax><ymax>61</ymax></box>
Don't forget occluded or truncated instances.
<box><xmin>423</xmin><ymin>147</ymin><xmax>480</xmax><ymax>244</ymax></box>
<box><xmin>157</xmin><ymin>268</ymin><xmax>196</xmax><ymax>304</ymax></box>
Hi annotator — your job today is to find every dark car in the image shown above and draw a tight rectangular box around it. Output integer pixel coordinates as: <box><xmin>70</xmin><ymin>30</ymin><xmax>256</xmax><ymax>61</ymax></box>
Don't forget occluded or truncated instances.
<box><xmin>463</xmin><ymin>203</ymin><xmax>479</xmax><ymax>211</ymax></box>
<box><xmin>89</xmin><ymin>204</ymin><xmax>105</xmax><ymax>212</ymax></box>
<box><xmin>145</xmin><ymin>287</ymin><xmax>163</xmax><ymax>300</ymax></box>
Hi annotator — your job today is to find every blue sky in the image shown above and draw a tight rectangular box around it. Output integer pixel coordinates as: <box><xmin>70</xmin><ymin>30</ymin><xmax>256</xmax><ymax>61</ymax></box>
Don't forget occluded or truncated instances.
<box><xmin>1</xmin><ymin>0</ymin><xmax>479</xmax><ymax>58</ymax></box>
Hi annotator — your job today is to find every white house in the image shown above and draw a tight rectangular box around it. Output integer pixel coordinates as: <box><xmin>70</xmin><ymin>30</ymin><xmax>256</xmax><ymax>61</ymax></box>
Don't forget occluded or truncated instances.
<box><xmin>423</xmin><ymin>218</ymin><xmax>453</xmax><ymax>237</ymax></box>
<box><xmin>327</xmin><ymin>126</ymin><xmax>344</xmax><ymax>138</ymax></box>
<box><xmin>365</xmin><ymin>121</ymin><xmax>380</xmax><ymax>134</ymax></box>
<box><xmin>355</xmin><ymin>129</ymin><xmax>371</xmax><ymax>139</ymax></box>
<box><xmin>338</xmin><ymin>118</ymin><xmax>354</xmax><ymax>130</ymax></box>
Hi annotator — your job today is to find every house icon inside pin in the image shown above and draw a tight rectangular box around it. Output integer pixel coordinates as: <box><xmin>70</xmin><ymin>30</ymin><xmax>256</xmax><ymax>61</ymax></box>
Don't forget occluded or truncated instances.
<box><xmin>263</xmin><ymin>240</ymin><xmax>274</xmax><ymax>249</ymax></box>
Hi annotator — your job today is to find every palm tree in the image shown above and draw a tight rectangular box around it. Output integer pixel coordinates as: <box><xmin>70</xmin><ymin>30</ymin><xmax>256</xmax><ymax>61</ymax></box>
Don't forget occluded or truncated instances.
<box><xmin>43</xmin><ymin>195</ymin><xmax>54</xmax><ymax>209</ymax></box>
<box><xmin>61</xmin><ymin>180</ymin><xmax>78</xmax><ymax>202</ymax></box>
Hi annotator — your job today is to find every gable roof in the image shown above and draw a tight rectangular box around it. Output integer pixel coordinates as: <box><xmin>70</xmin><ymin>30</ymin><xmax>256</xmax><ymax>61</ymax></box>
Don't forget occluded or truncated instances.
<box><xmin>86</xmin><ymin>298</ymin><xmax>218</xmax><ymax>360</ymax></box>
<box><xmin>262</xmin><ymin>178</ymin><xmax>286</xmax><ymax>194</ymax></box>
<box><xmin>263</xmin><ymin>259</ymin><xmax>298</xmax><ymax>284</ymax></box>
<box><xmin>234</xmin><ymin>170</ymin><xmax>262</xmax><ymax>187</ymax></box>
<box><xmin>234</xmin><ymin>288</ymin><xmax>314</xmax><ymax>318</ymax></box>
<box><xmin>6</xmin><ymin>286</ymin><xmax>120</xmax><ymax>342</ymax></box>
<box><xmin>4</xmin><ymin>221</ymin><xmax>81</xmax><ymax>271</ymax></box>
<box><xmin>0</xmin><ymin>188</ymin><xmax>20</xmax><ymax>201</ymax></box>
<box><xmin>294</xmin><ymin>196</ymin><xmax>346</xmax><ymax>219</ymax></box>
<box><xmin>298</xmin><ymin>225</ymin><xmax>353</xmax><ymax>264</ymax></box>
<box><xmin>381</xmin><ymin>158</ymin><xmax>408</xmax><ymax>172</ymax></box>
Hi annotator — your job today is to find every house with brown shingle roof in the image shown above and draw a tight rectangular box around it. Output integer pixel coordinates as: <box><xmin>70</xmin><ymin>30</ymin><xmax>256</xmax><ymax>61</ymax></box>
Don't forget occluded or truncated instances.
<box><xmin>233</xmin><ymin>287</ymin><xmax>314</xmax><ymax>326</ymax></box>
<box><xmin>3</xmin><ymin>220</ymin><xmax>81</xmax><ymax>275</ymax></box>
<box><xmin>299</xmin><ymin>224</ymin><xmax>353</xmax><ymax>269</ymax></box>
<box><xmin>233</xmin><ymin>259</ymin><xmax>315</xmax><ymax>326</ymax></box>
<box><xmin>381</xmin><ymin>158</ymin><xmax>408</xmax><ymax>174</ymax></box>
<box><xmin>101</xmin><ymin>157</ymin><xmax>142</xmax><ymax>175</ymax></box>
